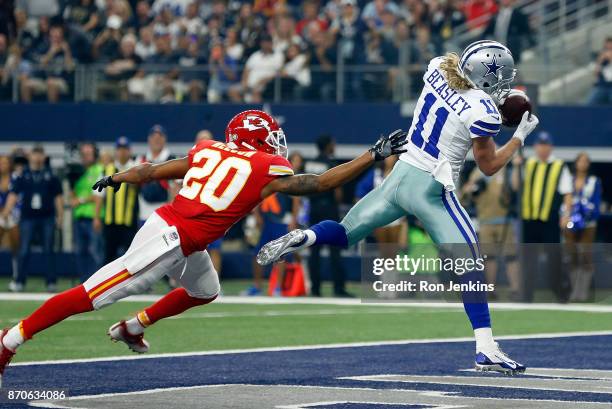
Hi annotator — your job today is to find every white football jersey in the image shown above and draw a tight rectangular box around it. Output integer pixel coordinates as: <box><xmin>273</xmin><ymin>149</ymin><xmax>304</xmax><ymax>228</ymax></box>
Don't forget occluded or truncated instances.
<box><xmin>399</xmin><ymin>57</ymin><xmax>502</xmax><ymax>185</ymax></box>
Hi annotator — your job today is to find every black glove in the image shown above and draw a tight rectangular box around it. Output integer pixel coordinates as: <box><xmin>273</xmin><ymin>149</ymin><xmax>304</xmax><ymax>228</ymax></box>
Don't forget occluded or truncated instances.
<box><xmin>92</xmin><ymin>175</ymin><xmax>121</xmax><ymax>192</ymax></box>
<box><xmin>369</xmin><ymin>129</ymin><xmax>408</xmax><ymax>161</ymax></box>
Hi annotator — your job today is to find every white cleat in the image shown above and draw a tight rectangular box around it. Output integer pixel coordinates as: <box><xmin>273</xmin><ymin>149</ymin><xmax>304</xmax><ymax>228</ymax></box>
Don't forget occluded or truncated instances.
<box><xmin>108</xmin><ymin>321</ymin><xmax>150</xmax><ymax>354</ymax></box>
<box><xmin>256</xmin><ymin>229</ymin><xmax>306</xmax><ymax>266</ymax></box>
<box><xmin>475</xmin><ymin>342</ymin><xmax>526</xmax><ymax>375</ymax></box>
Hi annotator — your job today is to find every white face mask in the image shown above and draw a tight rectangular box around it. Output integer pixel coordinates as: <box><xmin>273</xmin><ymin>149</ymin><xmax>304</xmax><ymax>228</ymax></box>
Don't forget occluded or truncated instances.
<box><xmin>266</xmin><ymin>128</ymin><xmax>288</xmax><ymax>158</ymax></box>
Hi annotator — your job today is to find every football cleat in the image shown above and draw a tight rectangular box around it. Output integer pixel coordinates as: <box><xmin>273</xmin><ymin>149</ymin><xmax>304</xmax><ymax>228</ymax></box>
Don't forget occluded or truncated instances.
<box><xmin>108</xmin><ymin>321</ymin><xmax>149</xmax><ymax>354</ymax></box>
<box><xmin>256</xmin><ymin>229</ymin><xmax>306</xmax><ymax>266</ymax></box>
<box><xmin>0</xmin><ymin>329</ymin><xmax>16</xmax><ymax>387</ymax></box>
<box><xmin>475</xmin><ymin>342</ymin><xmax>526</xmax><ymax>375</ymax></box>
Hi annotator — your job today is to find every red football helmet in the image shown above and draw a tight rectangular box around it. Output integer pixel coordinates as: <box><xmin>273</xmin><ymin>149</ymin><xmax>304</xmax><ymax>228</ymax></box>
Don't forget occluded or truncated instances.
<box><xmin>224</xmin><ymin>110</ymin><xmax>288</xmax><ymax>158</ymax></box>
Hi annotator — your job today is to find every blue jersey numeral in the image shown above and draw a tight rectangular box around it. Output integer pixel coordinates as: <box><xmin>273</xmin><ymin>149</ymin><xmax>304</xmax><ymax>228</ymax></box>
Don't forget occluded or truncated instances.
<box><xmin>479</xmin><ymin>99</ymin><xmax>499</xmax><ymax>116</ymax></box>
<box><xmin>410</xmin><ymin>92</ymin><xmax>449</xmax><ymax>159</ymax></box>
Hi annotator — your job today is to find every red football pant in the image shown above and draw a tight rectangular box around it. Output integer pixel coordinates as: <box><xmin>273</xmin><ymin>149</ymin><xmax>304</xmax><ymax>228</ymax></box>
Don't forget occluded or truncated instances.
<box><xmin>140</xmin><ymin>288</ymin><xmax>217</xmax><ymax>326</ymax></box>
<box><xmin>21</xmin><ymin>285</ymin><xmax>94</xmax><ymax>340</ymax></box>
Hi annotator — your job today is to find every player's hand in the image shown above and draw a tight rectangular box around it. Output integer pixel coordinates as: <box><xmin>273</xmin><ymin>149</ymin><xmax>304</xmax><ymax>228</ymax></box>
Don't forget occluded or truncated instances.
<box><xmin>93</xmin><ymin>175</ymin><xmax>121</xmax><ymax>192</ymax></box>
<box><xmin>512</xmin><ymin>111</ymin><xmax>539</xmax><ymax>146</ymax></box>
<box><xmin>369</xmin><ymin>129</ymin><xmax>408</xmax><ymax>161</ymax></box>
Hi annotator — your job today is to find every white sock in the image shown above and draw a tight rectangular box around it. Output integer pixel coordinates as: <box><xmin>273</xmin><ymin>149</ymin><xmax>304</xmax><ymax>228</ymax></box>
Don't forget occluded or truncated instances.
<box><xmin>302</xmin><ymin>229</ymin><xmax>317</xmax><ymax>247</ymax></box>
<box><xmin>474</xmin><ymin>327</ymin><xmax>495</xmax><ymax>352</ymax></box>
<box><xmin>125</xmin><ymin>316</ymin><xmax>145</xmax><ymax>335</ymax></box>
<box><xmin>3</xmin><ymin>324</ymin><xmax>25</xmax><ymax>351</ymax></box>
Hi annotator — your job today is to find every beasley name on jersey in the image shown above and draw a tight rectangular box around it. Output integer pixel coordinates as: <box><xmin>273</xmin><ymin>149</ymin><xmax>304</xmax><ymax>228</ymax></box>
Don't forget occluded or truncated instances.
<box><xmin>400</xmin><ymin>57</ymin><xmax>501</xmax><ymax>183</ymax></box>
<box><xmin>156</xmin><ymin>139</ymin><xmax>293</xmax><ymax>256</ymax></box>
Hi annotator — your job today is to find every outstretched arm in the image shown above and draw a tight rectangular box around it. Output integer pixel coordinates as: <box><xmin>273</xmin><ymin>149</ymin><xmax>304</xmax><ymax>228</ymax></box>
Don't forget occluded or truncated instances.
<box><xmin>93</xmin><ymin>157</ymin><xmax>189</xmax><ymax>191</ymax></box>
<box><xmin>262</xmin><ymin>129</ymin><xmax>408</xmax><ymax>198</ymax></box>
<box><xmin>262</xmin><ymin>151</ymin><xmax>373</xmax><ymax>197</ymax></box>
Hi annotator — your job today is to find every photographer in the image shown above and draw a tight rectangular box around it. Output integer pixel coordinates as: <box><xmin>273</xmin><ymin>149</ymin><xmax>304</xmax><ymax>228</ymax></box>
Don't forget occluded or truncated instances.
<box><xmin>462</xmin><ymin>163</ymin><xmax>519</xmax><ymax>300</ymax></box>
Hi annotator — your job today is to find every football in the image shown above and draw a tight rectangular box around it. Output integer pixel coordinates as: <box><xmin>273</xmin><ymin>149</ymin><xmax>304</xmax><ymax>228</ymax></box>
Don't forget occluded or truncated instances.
<box><xmin>498</xmin><ymin>89</ymin><xmax>532</xmax><ymax>127</ymax></box>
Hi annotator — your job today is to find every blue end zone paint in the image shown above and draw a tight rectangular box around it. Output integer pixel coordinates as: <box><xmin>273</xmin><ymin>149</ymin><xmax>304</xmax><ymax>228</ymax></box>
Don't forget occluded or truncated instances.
<box><xmin>4</xmin><ymin>335</ymin><xmax>612</xmax><ymax>404</ymax></box>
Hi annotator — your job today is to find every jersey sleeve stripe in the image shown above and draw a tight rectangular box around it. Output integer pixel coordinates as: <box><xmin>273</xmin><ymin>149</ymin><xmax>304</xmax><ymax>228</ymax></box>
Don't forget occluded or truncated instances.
<box><xmin>473</xmin><ymin>120</ymin><xmax>500</xmax><ymax>131</ymax></box>
<box><xmin>469</xmin><ymin>126</ymin><xmax>497</xmax><ymax>137</ymax></box>
<box><xmin>269</xmin><ymin>166</ymin><xmax>294</xmax><ymax>176</ymax></box>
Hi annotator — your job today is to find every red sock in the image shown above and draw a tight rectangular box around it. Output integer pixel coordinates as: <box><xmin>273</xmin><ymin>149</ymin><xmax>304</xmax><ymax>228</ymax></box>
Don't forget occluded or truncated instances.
<box><xmin>142</xmin><ymin>288</ymin><xmax>216</xmax><ymax>326</ymax></box>
<box><xmin>21</xmin><ymin>285</ymin><xmax>93</xmax><ymax>340</ymax></box>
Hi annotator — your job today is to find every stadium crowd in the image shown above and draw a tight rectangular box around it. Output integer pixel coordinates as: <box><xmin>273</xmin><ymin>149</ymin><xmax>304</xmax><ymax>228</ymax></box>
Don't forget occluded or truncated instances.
<box><xmin>0</xmin><ymin>0</ymin><xmax>535</xmax><ymax>103</ymax></box>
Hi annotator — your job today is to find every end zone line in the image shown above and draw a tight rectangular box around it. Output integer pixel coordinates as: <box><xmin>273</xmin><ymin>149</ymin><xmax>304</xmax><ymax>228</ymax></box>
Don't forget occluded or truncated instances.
<box><xmin>12</xmin><ymin>330</ymin><xmax>612</xmax><ymax>367</ymax></box>
<box><xmin>2</xmin><ymin>293</ymin><xmax>612</xmax><ymax>313</ymax></box>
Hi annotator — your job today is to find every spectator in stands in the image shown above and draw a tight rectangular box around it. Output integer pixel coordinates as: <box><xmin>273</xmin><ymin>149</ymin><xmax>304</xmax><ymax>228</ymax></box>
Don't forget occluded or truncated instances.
<box><xmin>176</xmin><ymin>34</ymin><xmax>206</xmax><ymax>103</ymax></box>
<box><xmin>519</xmin><ymin>132</ymin><xmax>573</xmax><ymax>302</ymax></box>
<box><xmin>0</xmin><ymin>154</ymin><xmax>19</xmax><ymax>281</ymax></box>
<box><xmin>224</xmin><ymin>28</ymin><xmax>244</xmax><ymax>62</ymax></box>
<box><xmin>303</xmin><ymin>135</ymin><xmax>350</xmax><ymax>297</ymax></box>
<box><xmin>70</xmin><ymin>142</ymin><xmax>103</xmax><ymax>282</ymax></box>
<box><xmin>2</xmin><ymin>144</ymin><xmax>63</xmax><ymax>293</ymax></box>
<box><xmin>138</xmin><ymin>125</ymin><xmax>175</xmax><ymax>224</ymax></box>
<box><xmin>483</xmin><ymin>0</ymin><xmax>533</xmax><ymax>63</ymax></box>
<box><xmin>233</xmin><ymin>3</ymin><xmax>264</xmax><ymax>55</ymax></box>
<box><xmin>178</xmin><ymin>1</ymin><xmax>203</xmax><ymax>36</ymax></box>
<box><xmin>463</xmin><ymin>0</ymin><xmax>497</xmax><ymax>31</ymax></box>
<box><xmin>95</xmin><ymin>136</ymin><xmax>138</xmax><ymax>263</ymax></box>
<box><xmin>254</xmin><ymin>0</ymin><xmax>285</xmax><ymax>18</ymax></box>
<box><xmin>92</xmin><ymin>14</ymin><xmax>122</xmax><ymax>62</ymax></box>
<box><xmin>296</xmin><ymin>0</ymin><xmax>328</xmax><ymax>38</ymax></box>
<box><xmin>272</xmin><ymin>15</ymin><xmax>301</xmax><ymax>54</ymax></box>
<box><xmin>564</xmin><ymin>152</ymin><xmax>601</xmax><ymax>302</ymax></box>
<box><xmin>307</xmin><ymin>26</ymin><xmax>336</xmax><ymax>101</ymax></box>
<box><xmin>207</xmin><ymin>41</ymin><xmax>238</xmax><ymax>103</ymax></box>
<box><xmin>279</xmin><ymin>43</ymin><xmax>310</xmax><ymax>101</ymax></box>
<box><xmin>330</xmin><ymin>0</ymin><xmax>366</xmax><ymax>100</ymax></box>
<box><xmin>229</xmin><ymin>34</ymin><xmax>283</xmax><ymax>103</ymax></box>
<box><xmin>587</xmin><ymin>37</ymin><xmax>612</xmax><ymax>105</ymax></box>
<box><xmin>135</xmin><ymin>25</ymin><xmax>156</xmax><ymax>60</ymax></box>
<box><xmin>362</xmin><ymin>0</ymin><xmax>400</xmax><ymax>30</ymax></box>
<box><xmin>132</xmin><ymin>0</ymin><xmax>153</xmax><ymax>32</ymax></box>
<box><xmin>98</xmin><ymin>33</ymin><xmax>141</xmax><ymax>101</ymax></box>
<box><xmin>20</xmin><ymin>24</ymin><xmax>74</xmax><ymax>102</ymax></box>
<box><xmin>430</xmin><ymin>0</ymin><xmax>466</xmax><ymax>54</ymax></box>
<box><xmin>63</xmin><ymin>0</ymin><xmax>99</xmax><ymax>34</ymax></box>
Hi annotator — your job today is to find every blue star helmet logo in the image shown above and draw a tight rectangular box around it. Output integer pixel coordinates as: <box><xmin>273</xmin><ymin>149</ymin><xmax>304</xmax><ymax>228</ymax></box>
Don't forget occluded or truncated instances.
<box><xmin>482</xmin><ymin>55</ymin><xmax>504</xmax><ymax>78</ymax></box>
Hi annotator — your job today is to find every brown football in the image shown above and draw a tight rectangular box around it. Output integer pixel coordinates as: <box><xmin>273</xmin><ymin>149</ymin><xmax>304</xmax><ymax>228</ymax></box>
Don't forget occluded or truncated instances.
<box><xmin>498</xmin><ymin>90</ymin><xmax>532</xmax><ymax>127</ymax></box>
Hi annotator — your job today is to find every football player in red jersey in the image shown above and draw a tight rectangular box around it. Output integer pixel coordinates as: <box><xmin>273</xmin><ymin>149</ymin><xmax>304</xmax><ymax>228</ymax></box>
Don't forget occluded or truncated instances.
<box><xmin>0</xmin><ymin>110</ymin><xmax>407</xmax><ymax>383</ymax></box>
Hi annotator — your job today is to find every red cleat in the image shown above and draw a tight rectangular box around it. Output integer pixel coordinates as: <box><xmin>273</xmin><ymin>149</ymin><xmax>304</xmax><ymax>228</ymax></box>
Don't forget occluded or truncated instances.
<box><xmin>108</xmin><ymin>320</ymin><xmax>149</xmax><ymax>353</ymax></box>
<box><xmin>0</xmin><ymin>328</ymin><xmax>16</xmax><ymax>387</ymax></box>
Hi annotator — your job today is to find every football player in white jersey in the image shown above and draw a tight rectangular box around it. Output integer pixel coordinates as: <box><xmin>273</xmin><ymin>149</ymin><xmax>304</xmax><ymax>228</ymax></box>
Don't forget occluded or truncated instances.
<box><xmin>257</xmin><ymin>40</ymin><xmax>540</xmax><ymax>375</ymax></box>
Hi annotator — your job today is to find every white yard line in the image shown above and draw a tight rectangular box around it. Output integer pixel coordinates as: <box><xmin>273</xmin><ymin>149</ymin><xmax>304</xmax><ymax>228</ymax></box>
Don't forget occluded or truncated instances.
<box><xmin>12</xmin><ymin>330</ymin><xmax>612</xmax><ymax>367</ymax></box>
<box><xmin>2</xmin><ymin>292</ymin><xmax>612</xmax><ymax>312</ymax></box>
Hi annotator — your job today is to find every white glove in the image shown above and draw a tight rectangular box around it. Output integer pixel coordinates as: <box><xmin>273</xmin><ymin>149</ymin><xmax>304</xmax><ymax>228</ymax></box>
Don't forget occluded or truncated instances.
<box><xmin>513</xmin><ymin>111</ymin><xmax>539</xmax><ymax>145</ymax></box>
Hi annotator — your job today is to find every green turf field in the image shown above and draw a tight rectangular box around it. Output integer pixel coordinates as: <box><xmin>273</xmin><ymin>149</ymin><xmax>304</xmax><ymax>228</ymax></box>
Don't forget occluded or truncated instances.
<box><xmin>2</xmin><ymin>298</ymin><xmax>612</xmax><ymax>363</ymax></box>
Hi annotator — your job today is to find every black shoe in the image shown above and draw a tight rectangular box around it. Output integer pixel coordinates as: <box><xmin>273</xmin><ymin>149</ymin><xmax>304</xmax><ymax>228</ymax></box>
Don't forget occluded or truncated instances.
<box><xmin>333</xmin><ymin>290</ymin><xmax>354</xmax><ymax>298</ymax></box>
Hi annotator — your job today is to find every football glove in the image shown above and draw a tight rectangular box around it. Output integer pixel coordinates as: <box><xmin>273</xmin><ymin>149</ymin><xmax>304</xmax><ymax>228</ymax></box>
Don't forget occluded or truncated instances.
<box><xmin>370</xmin><ymin>129</ymin><xmax>408</xmax><ymax>161</ymax></box>
<box><xmin>512</xmin><ymin>111</ymin><xmax>539</xmax><ymax>146</ymax></box>
<box><xmin>93</xmin><ymin>175</ymin><xmax>121</xmax><ymax>192</ymax></box>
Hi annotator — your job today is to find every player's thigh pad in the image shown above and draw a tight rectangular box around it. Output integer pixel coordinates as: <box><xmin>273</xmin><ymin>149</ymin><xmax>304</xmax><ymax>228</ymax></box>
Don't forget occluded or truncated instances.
<box><xmin>83</xmin><ymin>213</ymin><xmax>187</xmax><ymax>309</ymax></box>
<box><xmin>341</xmin><ymin>171</ymin><xmax>405</xmax><ymax>245</ymax></box>
<box><xmin>169</xmin><ymin>250</ymin><xmax>220</xmax><ymax>299</ymax></box>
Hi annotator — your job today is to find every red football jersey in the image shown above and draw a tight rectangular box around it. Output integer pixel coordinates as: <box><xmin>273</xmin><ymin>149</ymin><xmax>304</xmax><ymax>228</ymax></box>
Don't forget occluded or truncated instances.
<box><xmin>156</xmin><ymin>140</ymin><xmax>293</xmax><ymax>256</ymax></box>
